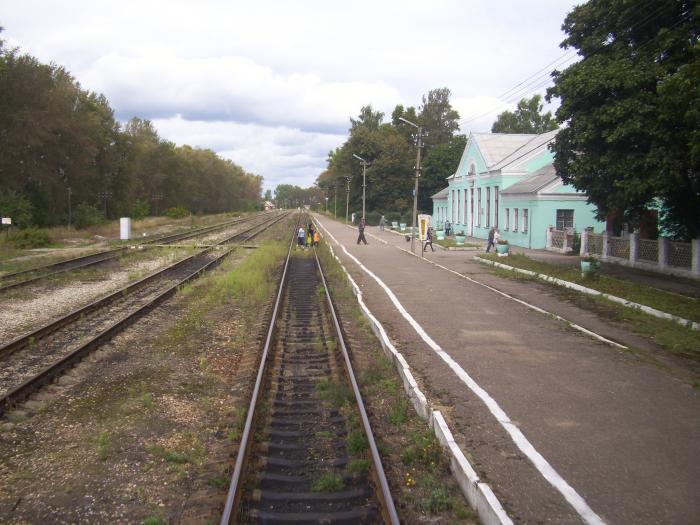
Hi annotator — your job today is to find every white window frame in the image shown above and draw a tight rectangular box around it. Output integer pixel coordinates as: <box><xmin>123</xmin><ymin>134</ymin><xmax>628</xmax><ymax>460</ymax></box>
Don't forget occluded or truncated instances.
<box><xmin>514</xmin><ymin>208</ymin><xmax>519</xmax><ymax>232</ymax></box>
<box><xmin>505</xmin><ymin>208</ymin><xmax>510</xmax><ymax>230</ymax></box>
<box><xmin>523</xmin><ymin>209</ymin><xmax>529</xmax><ymax>233</ymax></box>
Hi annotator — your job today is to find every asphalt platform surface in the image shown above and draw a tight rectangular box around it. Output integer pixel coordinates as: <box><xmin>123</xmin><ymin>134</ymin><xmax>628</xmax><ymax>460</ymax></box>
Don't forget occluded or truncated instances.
<box><xmin>313</xmin><ymin>213</ymin><xmax>700</xmax><ymax>525</ymax></box>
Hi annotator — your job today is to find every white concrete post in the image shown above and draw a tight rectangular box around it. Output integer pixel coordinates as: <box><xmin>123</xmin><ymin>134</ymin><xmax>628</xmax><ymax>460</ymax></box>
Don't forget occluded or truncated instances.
<box><xmin>692</xmin><ymin>239</ymin><xmax>700</xmax><ymax>277</ymax></box>
<box><xmin>602</xmin><ymin>231</ymin><xmax>609</xmax><ymax>260</ymax></box>
<box><xmin>562</xmin><ymin>230</ymin><xmax>569</xmax><ymax>253</ymax></box>
<box><xmin>580</xmin><ymin>229</ymin><xmax>588</xmax><ymax>256</ymax></box>
<box><xmin>546</xmin><ymin>226</ymin><xmax>553</xmax><ymax>250</ymax></box>
<box><xmin>629</xmin><ymin>231</ymin><xmax>639</xmax><ymax>263</ymax></box>
<box><xmin>658</xmin><ymin>236</ymin><xmax>669</xmax><ymax>269</ymax></box>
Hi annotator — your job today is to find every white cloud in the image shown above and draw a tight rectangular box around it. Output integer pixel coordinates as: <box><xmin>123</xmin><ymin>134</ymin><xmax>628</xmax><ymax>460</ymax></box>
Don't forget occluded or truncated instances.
<box><xmin>2</xmin><ymin>0</ymin><xmax>580</xmax><ymax>190</ymax></box>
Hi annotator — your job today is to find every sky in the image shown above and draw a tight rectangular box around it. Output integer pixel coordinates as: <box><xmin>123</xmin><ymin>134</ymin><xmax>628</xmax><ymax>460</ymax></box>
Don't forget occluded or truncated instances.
<box><xmin>1</xmin><ymin>0</ymin><xmax>581</xmax><ymax>193</ymax></box>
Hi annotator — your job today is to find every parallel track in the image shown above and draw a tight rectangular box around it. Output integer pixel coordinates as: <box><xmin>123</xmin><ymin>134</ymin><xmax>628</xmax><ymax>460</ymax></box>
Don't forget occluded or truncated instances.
<box><xmin>221</xmin><ymin>216</ymin><xmax>399</xmax><ymax>524</ymax></box>
<box><xmin>0</xmin><ymin>212</ymin><xmax>277</xmax><ymax>292</ymax></box>
<box><xmin>0</xmin><ymin>211</ymin><xmax>291</xmax><ymax>415</ymax></box>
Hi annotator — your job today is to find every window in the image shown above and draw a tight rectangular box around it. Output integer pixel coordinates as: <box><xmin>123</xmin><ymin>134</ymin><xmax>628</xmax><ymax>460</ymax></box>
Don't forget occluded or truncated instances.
<box><xmin>514</xmin><ymin>208</ymin><xmax>519</xmax><ymax>232</ymax></box>
<box><xmin>486</xmin><ymin>187</ymin><xmax>491</xmax><ymax>228</ymax></box>
<box><xmin>463</xmin><ymin>189</ymin><xmax>467</xmax><ymax>224</ymax></box>
<box><xmin>452</xmin><ymin>191</ymin><xmax>456</xmax><ymax>223</ymax></box>
<box><xmin>505</xmin><ymin>208</ymin><xmax>509</xmax><ymax>230</ymax></box>
<box><xmin>556</xmin><ymin>209</ymin><xmax>574</xmax><ymax>230</ymax></box>
<box><xmin>477</xmin><ymin>188</ymin><xmax>482</xmax><ymax>226</ymax></box>
<box><xmin>523</xmin><ymin>209</ymin><xmax>528</xmax><ymax>232</ymax></box>
<box><xmin>494</xmin><ymin>186</ymin><xmax>499</xmax><ymax>228</ymax></box>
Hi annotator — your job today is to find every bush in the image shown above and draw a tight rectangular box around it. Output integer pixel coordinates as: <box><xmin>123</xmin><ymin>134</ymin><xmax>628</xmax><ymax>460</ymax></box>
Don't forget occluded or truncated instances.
<box><xmin>365</xmin><ymin>210</ymin><xmax>382</xmax><ymax>226</ymax></box>
<box><xmin>9</xmin><ymin>227</ymin><xmax>52</xmax><ymax>249</ymax></box>
<box><xmin>130</xmin><ymin>199</ymin><xmax>150</xmax><ymax>220</ymax></box>
<box><xmin>73</xmin><ymin>203</ymin><xmax>106</xmax><ymax>229</ymax></box>
<box><xmin>0</xmin><ymin>190</ymin><xmax>34</xmax><ymax>228</ymax></box>
<box><xmin>164</xmin><ymin>206</ymin><xmax>190</xmax><ymax>219</ymax></box>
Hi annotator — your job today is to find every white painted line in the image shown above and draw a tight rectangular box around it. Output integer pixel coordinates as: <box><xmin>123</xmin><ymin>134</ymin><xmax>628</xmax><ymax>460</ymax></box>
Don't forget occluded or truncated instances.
<box><xmin>317</xmin><ymin>217</ymin><xmax>606</xmax><ymax>525</ymax></box>
<box><xmin>315</xmin><ymin>218</ymin><xmax>508</xmax><ymax>523</ymax></box>
<box><xmin>372</xmin><ymin>232</ymin><xmax>628</xmax><ymax>350</ymax></box>
<box><xmin>476</xmin><ymin>256</ymin><xmax>700</xmax><ymax>331</ymax></box>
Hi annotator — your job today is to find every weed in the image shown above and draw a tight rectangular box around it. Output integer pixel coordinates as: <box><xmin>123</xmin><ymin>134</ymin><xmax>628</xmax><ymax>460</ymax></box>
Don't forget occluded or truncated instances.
<box><xmin>209</xmin><ymin>475</ymin><xmax>229</xmax><ymax>489</ymax></box>
<box><xmin>316</xmin><ymin>379</ymin><xmax>353</xmax><ymax>407</ymax></box>
<box><xmin>315</xmin><ymin>430</ymin><xmax>333</xmax><ymax>439</ymax></box>
<box><xmin>96</xmin><ymin>430</ymin><xmax>111</xmax><ymax>461</ymax></box>
<box><xmin>346</xmin><ymin>430</ymin><xmax>368</xmax><ymax>454</ymax></box>
<box><xmin>142</xmin><ymin>516</ymin><xmax>165</xmax><ymax>525</ymax></box>
<box><xmin>401</xmin><ymin>431</ymin><xmax>442</xmax><ymax>470</ymax></box>
<box><xmin>389</xmin><ymin>398</ymin><xmax>408</xmax><ymax>427</ymax></box>
<box><xmin>141</xmin><ymin>392</ymin><xmax>154</xmax><ymax>409</ymax></box>
<box><xmin>346</xmin><ymin>459</ymin><xmax>370</xmax><ymax>473</ymax></box>
<box><xmin>424</xmin><ymin>486</ymin><xmax>452</xmax><ymax>514</ymax></box>
<box><xmin>311</xmin><ymin>472</ymin><xmax>345</xmax><ymax>492</ymax></box>
<box><xmin>165</xmin><ymin>451</ymin><xmax>188</xmax><ymax>464</ymax></box>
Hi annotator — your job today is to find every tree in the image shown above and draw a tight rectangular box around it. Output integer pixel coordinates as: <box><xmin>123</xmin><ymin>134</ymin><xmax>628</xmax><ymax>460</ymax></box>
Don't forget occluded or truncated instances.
<box><xmin>491</xmin><ymin>95</ymin><xmax>558</xmax><ymax>134</ymax></box>
<box><xmin>548</xmin><ymin>0</ymin><xmax>699</xmax><ymax>239</ymax></box>
<box><xmin>420</xmin><ymin>135</ymin><xmax>467</xmax><ymax>211</ymax></box>
<box><xmin>418</xmin><ymin>87</ymin><xmax>461</xmax><ymax>151</ymax></box>
<box><xmin>350</xmin><ymin>105</ymin><xmax>384</xmax><ymax>132</ymax></box>
<box><xmin>264</xmin><ymin>189</ymin><xmax>272</xmax><ymax>201</ymax></box>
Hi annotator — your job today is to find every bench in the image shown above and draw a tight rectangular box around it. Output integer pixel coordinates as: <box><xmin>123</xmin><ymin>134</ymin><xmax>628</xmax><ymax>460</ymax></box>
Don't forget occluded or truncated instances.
<box><xmin>391</xmin><ymin>221</ymin><xmax>399</xmax><ymax>230</ymax></box>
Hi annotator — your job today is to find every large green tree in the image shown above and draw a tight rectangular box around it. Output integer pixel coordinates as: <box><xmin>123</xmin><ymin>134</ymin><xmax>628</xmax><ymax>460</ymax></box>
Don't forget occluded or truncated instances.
<box><xmin>548</xmin><ymin>0</ymin><xmax>700</xmax><ymax>239</ymax></box>
<box><xmin>491</xmin><ymin>95</ymin><xmax>558</xmax><ymax>134</ymax></box>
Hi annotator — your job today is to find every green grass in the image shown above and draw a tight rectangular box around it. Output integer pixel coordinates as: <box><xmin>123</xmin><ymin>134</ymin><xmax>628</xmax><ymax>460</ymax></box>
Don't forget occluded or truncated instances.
<box><xmin>346</xmin><ymin>430</ymin><xmax>369</xmax><ymax>454</ymax></box>
<box><xmin>346</xmin><ymin>458</ymin><xmax>370</xmax><ymax>473</ymax></box>
<box><xmin>434</xmin><ymin>238</ymin><xmax>480</xmax><ymax>249</ymax></box>
<box><xmin>95</xmin><ymin>430</ymin><xmax>112</xmax><ymax>461</ymax></box>
<box><xmin>480</xmin><ymin>253</ymin><xmax>700</xmax><ymax>322</ymax></box>
<box><xmin>311</xmin><ymin>472</ymin><xmax>345</xmax><ymax>492</ymax></box>
<box><xmin>315</xmin><ymin>379</ymin><xmax>353</xmax><ymax>407</ymax></box>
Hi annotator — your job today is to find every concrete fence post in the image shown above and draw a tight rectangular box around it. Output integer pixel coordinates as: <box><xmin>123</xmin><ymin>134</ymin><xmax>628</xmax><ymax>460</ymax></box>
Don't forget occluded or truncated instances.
<box><xmin>562</xmin><ymin>229</ymin><xmax>569</xmax><ymax>254</ymax></box>
<box><xmin>692</xmin><ymin>239</ymin><xmax>700</xmax><ymax>277</ymax></box>
<box><xmin>546</xmin><ymin>226</ymin><xmax>553</xmax><ymax>250</ymax></box>
<box><xmin>580</xmin><ymin>229</ymin><xmax>588</xmax><ymax>256</ymax></box>
<box><xmin>602</xmin><ymin>231</ymin><xmax>609</xmax><ymax>260</ymax></box>
<box><xmin>629</xmin><ymin>231</ymin><xmax>639</xmax><ymax>264</ymax></box>
<box><xmin>658</xmin><ymin>236</ymin><xmax>669</xmax><ymax>269</ymax></box>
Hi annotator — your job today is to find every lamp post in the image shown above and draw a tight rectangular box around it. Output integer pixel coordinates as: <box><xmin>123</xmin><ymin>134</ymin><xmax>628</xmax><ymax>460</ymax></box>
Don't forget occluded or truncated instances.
<box><xmin>345</xmin><ymin>175</ymin><xmax>352</xmax><ymax>224</ymax></box>
<box><xmin>334</xmin><ymin>184</ymin><xmax>337</xmax><ymax>218</ymax></box>
<box><xmin>398</xmin><ymin>117</ymin><xmax>425</xmax><ymax>253</ymax></box>
<box><xmin>352</xmin><ymin>154</ymin><xmax>368</xmax><ymax>222</ymax></box>
<box><xmin>98</xmin><ymin>191</ymin><xmax>113</xmax><ymax>219</ymax></box>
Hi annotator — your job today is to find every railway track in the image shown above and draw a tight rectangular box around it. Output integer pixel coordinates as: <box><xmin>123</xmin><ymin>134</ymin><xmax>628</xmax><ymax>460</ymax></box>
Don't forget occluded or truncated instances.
<box><xmin>221</xmin><ymin>218</ymin><xmax>399</xmax><ymax>524</ymax></box>
<box><xmin>0</xmin><ymin>211</ymin><xmax>291</xmax><ymax>416</ymax></box>
<box><xmin>0</xmin><ymin>211</ymin><xmax>278</xmax><ymax>292</ymax></box>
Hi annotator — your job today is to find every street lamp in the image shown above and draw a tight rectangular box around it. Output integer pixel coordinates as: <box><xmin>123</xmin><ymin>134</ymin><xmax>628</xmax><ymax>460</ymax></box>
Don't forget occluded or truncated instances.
<box><xmin>398</xmin><ymin>116</ymin><xmax>425</xmax><ymax>253</ymax></box>
<box><xmin>352</xmin><ymin>154</ymin><xmax>368</xmax><ymax>222</ymax></box>
<box><xmin>345</xmin><ymin>175</ymin><xmax>352</xmax><ymax>224</ymax></box>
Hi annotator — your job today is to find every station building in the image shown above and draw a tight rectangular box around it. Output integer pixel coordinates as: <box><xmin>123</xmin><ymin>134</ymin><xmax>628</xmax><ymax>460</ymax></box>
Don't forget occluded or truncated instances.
<box><xmin>431</xmin><ymin>130</ymin><xmax>605</xmax><ymax>249</ymax></box>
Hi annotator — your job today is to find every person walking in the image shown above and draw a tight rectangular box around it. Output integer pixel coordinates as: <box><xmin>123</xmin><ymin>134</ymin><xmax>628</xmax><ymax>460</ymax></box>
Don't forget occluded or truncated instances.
<box><xmin>445</xmin><ymin>219</ymin><xmax>451</xmax><ymax>236</ymax></box>
<box><xmin>379</xmin><ymin>215</ymin><xmax>386</xmax><ymax>231</ymax></box>
<box><xmin>297</xmin><ymin>226</ymin><xmax>306</xmax><ymax>248</ymax></box>
<box><xmin>357</xmin><ymin>217</ymin><xmax>368</xmax><ymax>245</ymax></box>
<box><xmin>486</xmin><ymin>226</ymin><xmax>496</xmax><ymax>252</ymax></box>
<box><xmin>424</xmin><ymin>226</ymin><xmax>435</xmax><ymax>252</ymax></box>
<box><xmin>313</xmin><ymin>230</ymin><xmax>320</xmax><ymax>247</ymax></box>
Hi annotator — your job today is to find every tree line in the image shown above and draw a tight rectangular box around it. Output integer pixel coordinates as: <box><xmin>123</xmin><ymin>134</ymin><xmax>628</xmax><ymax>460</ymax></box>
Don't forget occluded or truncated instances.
<box><xmin>0</xmin><ymin>29</ymin><xmax>262</xmax><ymax>229</ymax></box>
<box><xmin>313</xmin><ymin>87</ymin><xmax>466</xmax><ymax>225</ymax></box>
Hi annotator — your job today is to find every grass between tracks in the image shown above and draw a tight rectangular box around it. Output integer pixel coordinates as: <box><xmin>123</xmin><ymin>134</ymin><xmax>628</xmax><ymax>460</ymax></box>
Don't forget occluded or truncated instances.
<box><xmin>0</xmin><ymin>239</ymin><xmax>287</xmax><ymax>524</ymax></box>
<box><xmin>314</xmin><ymin>241</ymin><xmax>478</xmax><ymax>524</ymax></box>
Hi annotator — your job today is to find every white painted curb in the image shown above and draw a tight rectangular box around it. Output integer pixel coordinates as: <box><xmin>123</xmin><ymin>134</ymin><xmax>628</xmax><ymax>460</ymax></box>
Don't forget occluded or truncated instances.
<box><xmin>315</xmin><ymin>219</ymin><xmax>513</xmax><ymax>525</ymax></box>
<box><xmin>475</xmin><ymin>256</ymin><xmax>700</xmax><ymax>331</ymax></box>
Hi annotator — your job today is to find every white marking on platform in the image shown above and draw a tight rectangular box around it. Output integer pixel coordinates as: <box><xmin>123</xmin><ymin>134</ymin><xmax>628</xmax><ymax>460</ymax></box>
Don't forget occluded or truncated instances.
<box><xmin>317</xmin><ymin>218</ymin><xmax>606</xmax><ymax>525</ymax></box>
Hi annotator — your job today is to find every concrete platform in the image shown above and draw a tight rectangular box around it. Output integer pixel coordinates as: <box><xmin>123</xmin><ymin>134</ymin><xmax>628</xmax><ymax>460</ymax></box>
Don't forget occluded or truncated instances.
<box><xmin>315</xmin><ymin>213</ymin><xmax>700</xmax><ymax>525</ymax></box>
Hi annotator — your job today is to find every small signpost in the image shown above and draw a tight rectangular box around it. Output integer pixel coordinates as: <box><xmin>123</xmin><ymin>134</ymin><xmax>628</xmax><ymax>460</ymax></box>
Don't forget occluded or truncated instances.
<box><xmin>418</xmin><ymin>214</ymin><xmax>431</xmax><ymax>257</ymax></box>
<box><xmin>2</xmin><ymin>217</ymin><xmax>11</xmax><ymax>239</ymax></box>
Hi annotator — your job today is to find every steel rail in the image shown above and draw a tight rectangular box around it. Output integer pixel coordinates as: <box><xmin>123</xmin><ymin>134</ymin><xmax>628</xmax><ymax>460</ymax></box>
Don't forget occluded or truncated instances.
<box><xmin>220</xmin><ymin>213</ymin><xmax>399</xmax><ymax>524</ymax></box>
<box><xmin>314</xmin><ymin>246</ymin><xmax>400</xmax><ymax>524</ymax></box>
<box><xmin>0</xmin><ymin>212</ymin><xmax>273</xmax><ymax>292</ymax></box>
<box><xmin>0</xmin><ymin>211</ymin><xmax>288</xmax><ymax>360</ymax></box>
<box><xmin>220</xmin><ymin>215</ymin><xmax>299</xmax><ymax>524</ymax></box>
<box><xmin>0</xmin><ymin>212</ymin><xmax>289</xmax><ymax>415</ymax></box>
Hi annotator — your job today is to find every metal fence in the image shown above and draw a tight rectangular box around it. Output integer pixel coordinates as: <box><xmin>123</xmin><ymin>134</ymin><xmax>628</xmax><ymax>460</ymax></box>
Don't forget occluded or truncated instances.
<box><xmin>669</xmin><ymin>241</ymin><xmax>692</xmax><ymax>269</ymax></box>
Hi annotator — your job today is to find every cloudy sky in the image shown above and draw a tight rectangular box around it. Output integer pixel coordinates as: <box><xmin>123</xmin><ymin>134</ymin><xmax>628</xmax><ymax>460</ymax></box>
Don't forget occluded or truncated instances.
<box><xmin>1</xmin><ymin>0</ymin><xmax>580</xmax><ymax>192</ymax></box>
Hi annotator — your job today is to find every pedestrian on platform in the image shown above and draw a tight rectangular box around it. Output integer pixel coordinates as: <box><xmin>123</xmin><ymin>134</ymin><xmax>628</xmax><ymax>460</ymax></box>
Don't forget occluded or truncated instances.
<box><xmin>297</xmin><ymin>227</ymin><xmax>306</xmax><ymax>248</ymax></box>
<box><xmin>424</xmin><ymin>226</ymin><xmax>435</xmax><ymax>252</ymax></box>
<box><xmin>379</xmin><ymin>215</ymin><xmax>386</xmax><ymax>231</ymax></box>
<box><xmin>445</xmin><ymin>219</ymin><xmax>451</xmax><ymax>236</ymax></box>
<box><xmin>357</xmin><ymin>217</ymin><xmax>368</xmax><ymax>245</ymax></box>
<box><xmin>486</xmin><ymin>227</ymin><xmax>496</xmax><ymax>252</ymax></box>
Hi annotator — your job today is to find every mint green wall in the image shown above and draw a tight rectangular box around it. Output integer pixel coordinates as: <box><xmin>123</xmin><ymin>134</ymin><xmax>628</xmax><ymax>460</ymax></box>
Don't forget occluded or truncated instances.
<box><xmin>524</xmin><ymin>150</ymin><xmax>554</xmax><ymax>173</ymax></box>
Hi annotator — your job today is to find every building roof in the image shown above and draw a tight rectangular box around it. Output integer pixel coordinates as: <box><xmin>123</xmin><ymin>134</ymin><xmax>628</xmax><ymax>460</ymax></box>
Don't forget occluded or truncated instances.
<box><xmin>467</xmin><ymin>129</ymin><xmax>558</xmax><ymax>172</ymax></box>
<box><xmin>490</xmin><ymin>129</ymin><xmax>558</xmax><ymax>171</ymax></box>
<box><xmin>431</xmin><ymin>187</ymin><xmax>449</xmax><ymax>200</ymax></box>
<box><xmin>499</xmin><ymin>164</ymin><xmax>559</xmax><ymax>195</ymax></box>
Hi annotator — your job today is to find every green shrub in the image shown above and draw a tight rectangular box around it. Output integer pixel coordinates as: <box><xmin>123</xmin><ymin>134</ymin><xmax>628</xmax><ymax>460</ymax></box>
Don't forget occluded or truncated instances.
<box><xmin>0</xmin><ymin>190</ymin><xmax>34</xmax><ymax>228</ymax></box>
<box><xmin>164</xmin><ymin>206</ymin><xmax>189</xmax><ymax>219</ymax></box>
<box><xmin>74</xmin><ymin>202</ymin><xmax>105</xmax><ymax>229</ymax></box>
<box><xmin>365</xmin><ymin>210</ymin><xmax>382</xmax><ymax>226</ymax></box>
<box><xmin>130</xmin><ymin>199</ymin><xmax>150</xmax><ymax>220</ymax></box>
<box><xmin>9</xmin><ymin>227</ymin><xmax>52</xmax><ymax>249</ymax></box>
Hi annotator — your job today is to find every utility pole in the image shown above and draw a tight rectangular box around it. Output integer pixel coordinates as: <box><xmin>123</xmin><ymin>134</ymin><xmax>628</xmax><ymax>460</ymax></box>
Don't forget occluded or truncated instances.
<box><xmin>151</xmin><ymin>193</ymin><xmax>163</xmax><ymax>216</ymax></box>
<box><xmin>398</xmin><ymin>117</ymin><xmax>425</xmax><ymax>254</ymax></box>
<box><xmin>67</xmin><ymin>187</ymin><xmax>72</xmax><ymax>228</ymax></box>
<box><xmin>98</xmin><ymin>191</ymin><xmax>113</xmax><ymax>219</ymax></box>
<box><xmin>352</xmin><ymin>154</ymin><xmax>368</xmax><ymax>221</ymax></box>
<box><xmin>345</xmin><ymin>175</ymin><xmax>352</xmax><ymax>224</ymax></box>
<box><xmin>334</xmin><ymin>184</ymin><xmax>337</xmax><ymax>218</ymax></box>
